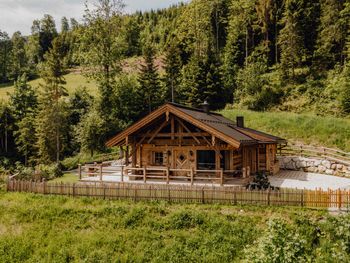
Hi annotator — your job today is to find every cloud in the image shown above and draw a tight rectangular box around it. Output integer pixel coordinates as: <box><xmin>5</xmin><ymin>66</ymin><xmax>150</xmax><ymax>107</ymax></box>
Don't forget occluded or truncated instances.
<box><xmin>0</xmin><ymin>0</ymin><xmax>189</xmax><ymax>36</ymax></box>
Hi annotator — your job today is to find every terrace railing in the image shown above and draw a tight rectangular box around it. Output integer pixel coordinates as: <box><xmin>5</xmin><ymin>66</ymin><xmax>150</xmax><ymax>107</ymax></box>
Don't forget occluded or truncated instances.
<box><xmin>278</xmin><ymin>144</ymin><xmax>350</xmax><ymax>166</ymax></box>
<box><xmin>78</xmin><ymin>164</ymin><xmax>251</xmax><ymax>186</ymax></box>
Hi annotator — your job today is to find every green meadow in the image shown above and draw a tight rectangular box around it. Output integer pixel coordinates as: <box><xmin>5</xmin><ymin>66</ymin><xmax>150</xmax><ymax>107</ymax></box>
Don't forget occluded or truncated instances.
<box><xmin>0</xmin><ymin>73</ymin><xmax>98</xmax><ymax>101</ymax></box>
<box><xmin>221</xmin><ymin>108</ymin><xmax>350</xmax><ymax>152</ymax></box>
<box><xmin>1</xmin><ymin>190</ymin><xmax>350</xmax><ymax>262</ymax></box>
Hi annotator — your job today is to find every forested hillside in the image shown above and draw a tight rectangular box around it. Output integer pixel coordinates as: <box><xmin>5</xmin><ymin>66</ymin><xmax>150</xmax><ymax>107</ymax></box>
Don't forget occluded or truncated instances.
<box><xmin>0</xmin><ymin>0</ymin><xmax>350</xmax><ymax>173</ymax></box>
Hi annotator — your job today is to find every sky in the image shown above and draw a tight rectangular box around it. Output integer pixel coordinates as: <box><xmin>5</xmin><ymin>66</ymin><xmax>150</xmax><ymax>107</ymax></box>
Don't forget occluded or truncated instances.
<box><xmin>0</xmin><ymin>0</ymin><xmax>189</xmax><ymax>36</ymax></box>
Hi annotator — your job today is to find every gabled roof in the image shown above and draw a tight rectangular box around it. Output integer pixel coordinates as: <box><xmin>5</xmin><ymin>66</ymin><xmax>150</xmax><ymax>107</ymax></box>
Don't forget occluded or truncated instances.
<box><xmin>106</xmin><ymin>103</ymin><xmax>285</xmax><ymax>148</ymax></box>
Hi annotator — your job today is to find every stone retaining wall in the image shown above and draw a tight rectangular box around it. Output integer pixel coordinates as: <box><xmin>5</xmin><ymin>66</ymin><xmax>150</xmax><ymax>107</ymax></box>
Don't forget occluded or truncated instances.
<box><xmin>278</xmin><ymin>156</ymin><xmax>350</xmax><ymax>177</ymax></box>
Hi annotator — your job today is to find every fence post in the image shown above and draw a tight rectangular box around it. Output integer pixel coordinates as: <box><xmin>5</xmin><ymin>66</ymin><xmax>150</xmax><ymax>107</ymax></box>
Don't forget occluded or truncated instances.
<box><xmin>220</xmin><ymin>169</ymin><xmax>224</xmax><ymax>186</ymax></box>
<box><xmin>301</xmin><ymin>189</ymin><xmax>304</xmax><ymax>207</ymax></box>
<box><xmin>121</xmin><ymin>166</ymin><xmax>124</xmax><ymax>182</ymax></box>
<box><xmin>72</xmin><ymin>183</ymin><xmax>75</xmax><ymax>197</ymax></box>
<box><xmin>166</xmin><ymin>167</ymin><xmax>170</xmax><ymax>184</ymax></box>
<box><xmin>338</xmin><ymin>189</ymin><xmax>342</xmax><ymax>209</ymax></box>
<box><xmin>143</xmin><ymin>167</ymin><xmax>147</xmax><ymax>183</ymax></box>
<box><xmin>43</xmin><ymin>179</ymin><xmax>47</xmax><ymax>194</ymax></box>
<box><xmin>99</xmin><ymin>164</ymin><xmax>103</xmax><ymax>181</ymax></box>
<box><xmin>233</xmin><ymin>189</ymin><xmax>237</xmax><ymax>205</ymax></box>
<box><xmin>6</xmin><ymin>175</ymin><xmax>10</xmax><ymax>191</ymax></box>
<box><xmin>78</xmin><ymin>164</ymin><xmax>82</xmax><ymax>180</ymax></box>
<box><xmin>267</xmin><ymin>189</ymin><xmax>271</xmax><ymax>205</ymax></box>
<box><xmin>201</xmin><ymin>187</ymin><xmax>205</xmax><ymax>204</ymax></box>
<box><xmin>190</xmin><ymin>168</ymin><xmax>194</xmax><ymax>186</ymax></box>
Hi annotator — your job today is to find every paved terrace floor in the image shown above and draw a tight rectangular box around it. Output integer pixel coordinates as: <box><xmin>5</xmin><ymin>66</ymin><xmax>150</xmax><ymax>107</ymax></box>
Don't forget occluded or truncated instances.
<box><xmin>269</xmin><ymin>170</ymin><xmax>350</xmax><ymax>190</ymax></box>
<box><xmin>79</xmin><ymin>169</ymin><xmax>350</xmax><ymax>190</ymax></box>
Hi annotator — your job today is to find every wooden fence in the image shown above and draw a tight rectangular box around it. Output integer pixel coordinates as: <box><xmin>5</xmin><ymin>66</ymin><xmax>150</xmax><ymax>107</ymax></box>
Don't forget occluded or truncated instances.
<box><xmin>6</xmin><ymin>179</ymin><xmax>350</xmax><ymax>209</ymax></box>
<box><xmin>279</xmin><ymin>144</ymin><xmax>350</xmax><ymax>166</ymax></box>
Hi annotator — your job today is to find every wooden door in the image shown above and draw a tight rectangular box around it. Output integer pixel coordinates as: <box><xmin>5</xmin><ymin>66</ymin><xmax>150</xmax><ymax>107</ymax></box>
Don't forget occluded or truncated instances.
<box><xmin>174</xmin><ymin>150</ymin><xmax>191</xmax><ymax>176</ymax></box>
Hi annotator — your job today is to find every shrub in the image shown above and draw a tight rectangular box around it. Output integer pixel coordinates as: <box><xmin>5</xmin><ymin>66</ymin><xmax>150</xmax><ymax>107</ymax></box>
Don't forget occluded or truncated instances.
<box><xmin>244</xmin><ymin>219</ymin><xmax>309</xmax><ymax>263</ymax></box>
<box><xmin>247</xmin><ymin>172</ymin><xmax>271</xmax><ymax>190</ymax></box>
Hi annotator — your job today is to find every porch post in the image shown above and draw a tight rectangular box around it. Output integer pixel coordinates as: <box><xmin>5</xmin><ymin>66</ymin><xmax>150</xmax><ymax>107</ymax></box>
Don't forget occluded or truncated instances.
<box><xmin>125</xmin><ymin>146</ymin><xmax>129</xmax><ymax>166</ymax></box>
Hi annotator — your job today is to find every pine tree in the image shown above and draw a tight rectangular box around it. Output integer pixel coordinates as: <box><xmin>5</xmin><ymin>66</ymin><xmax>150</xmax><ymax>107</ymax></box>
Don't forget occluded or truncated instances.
<box><xmin>36</xmin><ymin>38</ymin><xmax>68</xmax><ymax>164</ymax></box>
<box><xmin>316</xmin><ymin>0</ymin><xmax>346</xmax><ymax>69</ymax></box>
<box><xmin>163</xmin><ymin>42</ymin><xmax>182</xmax><ymax>103</ymax></box>
<box><xmin>138</xmin><ymin>45</ymin><xmax>162</xmax><ymax>113</ymax></box>
<box><xmin>179</xmin><ymin>55</ymin><xmax>207</xmax><ymax>107</ymax></box>
<box><xmin>75</xmin><ymin>108</ymin><xmax>105</xmax><ymax>157</ymax></box>
<box><xmin>0</xmin><ymin>30</ymin><xmax>11</xmax><ymax>83</ymax></box>
<box><xmin>61</xmin><ymin>17</ymin><xmax>70</xmax><ymax>32</ymax></box>
<box><xmin>278</xmin><ymin>0</ymin><xmax>304</xmax><ymax>78</ymax></box>
<box><xmin>14</xmin><ymin>113</ymin><xmax>37</xmax><ymax>165</ymax></box>
<box><xmin>80</xmin><ymin>0</ymin><xmax>125</xmax><ymax>124</ymax></box>
<box><xmin>9</xmin><ymin>74</ymin><xmax>38</xmax><ymax>121</ymax></box>
<box><xmin>9</xmin><ymin>31</ymin><xmax>28</xmax><ymax>81</ymax></box>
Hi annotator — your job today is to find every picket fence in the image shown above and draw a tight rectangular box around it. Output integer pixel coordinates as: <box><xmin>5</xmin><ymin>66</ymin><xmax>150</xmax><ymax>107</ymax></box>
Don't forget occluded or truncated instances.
<box><xmin>6</xmin><ymin>179</ymin><xmax>350</xmax><ymax>209</ymax></box>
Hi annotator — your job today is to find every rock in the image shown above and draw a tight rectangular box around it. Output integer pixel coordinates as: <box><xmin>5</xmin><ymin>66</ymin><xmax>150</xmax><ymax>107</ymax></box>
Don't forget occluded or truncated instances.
<box><xmin>336</xmin><ymin>164</ymin><xmax>343</xmax><ymax>170</ymax></box>
<box><xmin>331</xmin><ymin>164</ymin><xmax>337</xmax><ymax>170</ymax></box>
<box><xmin>318</xmin><ymin>166</ymin><xmax>326</xmax><ymax>173</ymax></box>
<box><xmin>314</xmin><ymin>160</ymin><xmax>322</xmax><ymax>166</ymax></box>
<box><xmin>307</xmin><ymin>167</ymin><xmax>316</xmax><ymax>173</ymax></box>
<box><xmin>292</xmin><ymin>157</ymin><xmax>301</xmax><ymax>162</ymax></box>
<box><xmin>286</xmin><ymin>162</ymin><xmax>295</xmax><ymax>170</ymax></box>
<box><xmin>321</xmin><ymin>160</ymin><xmax>331</xmax><ymax>169</ymax></box>
<box><xmin>325</xmin><ymin>169</ymin><xmax>334</xmax><ymax>175</ymax></box>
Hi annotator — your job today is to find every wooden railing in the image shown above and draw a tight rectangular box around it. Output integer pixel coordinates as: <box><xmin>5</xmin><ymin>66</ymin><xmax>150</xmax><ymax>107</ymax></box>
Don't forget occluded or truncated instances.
<box><xmin>278</xmin><ymin>144</ymin><xmax>350</xmax><ymax>166</ymax></box>
<box><xmin>6</xmin><ymin>180</ymin><xmax>350</xmax><ymax>209</ymax></box>
<box><xmin>78</xmin><ymin>164</ymin><xmax>250</xmax><ymax>186</ymax></box>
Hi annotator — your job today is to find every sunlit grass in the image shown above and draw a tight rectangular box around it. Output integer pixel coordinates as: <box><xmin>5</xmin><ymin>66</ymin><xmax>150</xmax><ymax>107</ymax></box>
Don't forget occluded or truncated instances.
<box><xmin>0</xmin><ymin>191</ymin><xmax>327</xmax><ymax>262</ymax></box>
<box><xmin>0</xmin><ymin>73</ymin><xmax>98</xmax><ymax>101</ymax></box>
<box><xmin>221</xmin><ymin>108</ymin><xmax>350</xmax><ymax>152</ymax></box>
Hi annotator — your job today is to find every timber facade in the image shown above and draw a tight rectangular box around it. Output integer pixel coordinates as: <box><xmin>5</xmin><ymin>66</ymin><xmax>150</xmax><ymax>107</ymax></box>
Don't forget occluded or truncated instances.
<box><xmin>106</xmin><ymin>103</ymin><xmax>285</xmax><ymax>184</ymax></box>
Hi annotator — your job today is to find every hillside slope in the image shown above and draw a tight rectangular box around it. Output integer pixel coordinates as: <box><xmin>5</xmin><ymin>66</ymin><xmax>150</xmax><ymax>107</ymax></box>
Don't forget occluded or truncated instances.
<box><xmin>221</xmin><ymin>108</ymin><xmax>350</xmax><ymax>152</ymax></box>
<box><xmin>2</xmin><ymin>191</ymin><xmax>347</xmax><ymax>262</ymax></box>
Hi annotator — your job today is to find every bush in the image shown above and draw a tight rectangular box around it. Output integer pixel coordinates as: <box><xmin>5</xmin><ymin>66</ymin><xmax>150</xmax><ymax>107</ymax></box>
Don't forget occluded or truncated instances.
<box><xmin>36</xmin><ymin>163</ymin><xmax>63</xmax><ymax>180</ymax></box>
<box><xmin>247</xmin><ymin>172</ymin><xmax>272</xmax><ymax>190</ymax></box>
<box><xmin>244</xmin><ymin>219</ymin><xmax>309</xmax><ymax>263</ymax></box>
<box><xmin>14</xmin><ymin>163</ymin><xmax>63</xmax><ymax>181</ymax></box>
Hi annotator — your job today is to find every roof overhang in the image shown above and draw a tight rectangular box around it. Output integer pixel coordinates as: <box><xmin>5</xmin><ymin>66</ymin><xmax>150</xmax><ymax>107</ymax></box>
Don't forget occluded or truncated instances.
<box><xmin>106</xmin><ymin>104</ymin><xmax>242</xmax><ymax>148</ymax></box>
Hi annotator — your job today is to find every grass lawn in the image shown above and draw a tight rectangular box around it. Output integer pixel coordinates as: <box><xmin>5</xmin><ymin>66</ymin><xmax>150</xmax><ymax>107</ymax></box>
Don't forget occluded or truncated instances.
<box><xmin>0</xmin><ymin>72</ymin><xmax>98</xmax><ymax>101</ymax></box>
<box><xmin>49</xmin><ymin>173</ymin><xmax>79</xmax><ymax>184</ymax></box>
<box><xmin>0</xmin><ymin>191</ymin><xmax>349</xmax><ymax>262</ymax></box>
<box><xmin>221</xmin><ymin>108</ymin><xmax>350</xmax><ymax>152</ymax></box>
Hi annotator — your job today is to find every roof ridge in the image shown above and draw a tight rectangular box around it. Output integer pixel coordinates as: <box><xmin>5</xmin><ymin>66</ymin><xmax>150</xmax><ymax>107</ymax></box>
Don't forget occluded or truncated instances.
<box><xmin>166</xmin><ymin>102</ymin><xmax>223</xmax><ymax>116</ymax></box>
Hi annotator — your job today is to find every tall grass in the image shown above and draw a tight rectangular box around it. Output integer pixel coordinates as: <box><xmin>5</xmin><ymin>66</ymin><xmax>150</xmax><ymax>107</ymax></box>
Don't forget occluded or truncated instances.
<box><xmin>0</xmin><ymin>192</ymin><xmax>331</xmax><ymax>262</ymax></box>
<box><xmin>221</xmin><ymin>109</ymin><xmax>350</xmax><ymax>152</ymax></box>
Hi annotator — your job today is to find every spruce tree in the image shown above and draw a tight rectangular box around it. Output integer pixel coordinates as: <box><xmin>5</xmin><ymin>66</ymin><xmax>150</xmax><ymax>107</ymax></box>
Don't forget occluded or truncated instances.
<box><xmin>163</xmin><ymin>42</ymin><xmax>182</xmax><ymax>103</ymax></box>
<box><xmin>80</xmin><ymin>0</ymin><xmax>125</xmax><ymax>124</ymax></box>
<box><xmin>315</xmin><ymin>0</ymin><xmax>346</xmax><ymax>69</ymax></box>
<box><xmin>14</xmin><ymin>113</ymin><xmax>37</xmax><ymax>165</ymax></box>
<box><xmin>36</xmin><ymin>38</ymin><xmax>68</xmax><ymax>164</ymax></box>
<box><xmin>9</xmin><ymin>74</ymin><xmax>38</xmax><ymax>121</ymax></box>
<box><xmin>278</xmin><ymin>0</ymin><xmax>304</xmax><ymax>78</ymax></box>
<box><xmin>138</xmin><ymin>45</ymin><xmax>162</xmax><ymax>113</ymax></box>
<box><xmin>9</xmin><ymin>31</ymin><xmax>28</xmax><ymax>81</ymax></box>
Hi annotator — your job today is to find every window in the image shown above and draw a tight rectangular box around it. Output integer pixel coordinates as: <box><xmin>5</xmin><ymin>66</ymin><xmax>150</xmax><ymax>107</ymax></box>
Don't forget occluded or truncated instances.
<box><xmin>153</xmin><ymin>152</ymin><xmax>164</xmax><ymax>166</ymax></box>
<box><xmin>197</xmin><ymin>150</ymin><xmax>216</xmax><ymax>170</ymax></box>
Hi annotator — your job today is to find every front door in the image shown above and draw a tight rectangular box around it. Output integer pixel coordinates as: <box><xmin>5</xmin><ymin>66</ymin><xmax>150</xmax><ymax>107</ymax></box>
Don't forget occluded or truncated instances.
<box><xmin>174</xmin><ymin>150</ymin><xmax>191</xmax><ymax>176</ymax></box>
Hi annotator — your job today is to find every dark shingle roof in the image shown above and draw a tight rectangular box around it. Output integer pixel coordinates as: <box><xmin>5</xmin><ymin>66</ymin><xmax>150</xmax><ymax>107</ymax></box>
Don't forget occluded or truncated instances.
<box><xmin>168</xmin><ymin>103</ymin><xmax>285</xmax><ymax>144</ymax></box>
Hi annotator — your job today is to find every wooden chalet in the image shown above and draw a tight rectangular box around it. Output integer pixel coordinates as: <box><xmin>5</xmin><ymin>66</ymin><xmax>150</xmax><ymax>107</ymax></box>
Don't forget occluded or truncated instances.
<box><xmin>106</xmin><ymin>103</ymin><xmax>285</xmax><ymax>185</ymax></box>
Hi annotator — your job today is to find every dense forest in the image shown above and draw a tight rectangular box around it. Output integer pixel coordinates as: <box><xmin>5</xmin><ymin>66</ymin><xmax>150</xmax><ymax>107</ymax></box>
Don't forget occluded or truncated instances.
<box><xmin>0</xmin><ymin>0</ymin><xmax>350</xmax><ymax>174</ymax></box>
